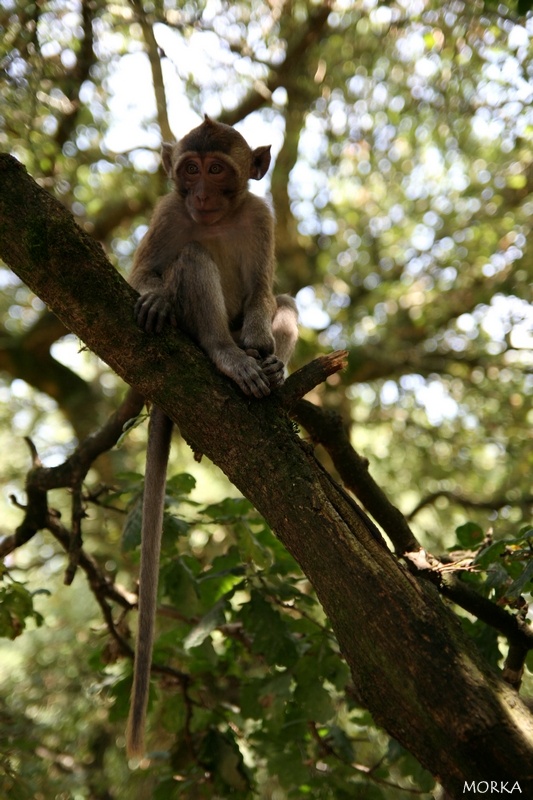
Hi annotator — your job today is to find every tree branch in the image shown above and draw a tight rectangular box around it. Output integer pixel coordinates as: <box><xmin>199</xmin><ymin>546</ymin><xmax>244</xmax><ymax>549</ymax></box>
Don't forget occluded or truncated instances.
<box><xmin>218</xmin><ymin>2</ymin><xmax>333</xmax><ymax>127</ymax></box>
<box><xmin>291</xmin><ymin>398</ymin><xmax>533</xmax><ymax>655</ymax></box>
<box><xmin>292</xmin><ymin>399</ymin><xmax>420</xmax><ymax>555</ymax></box>
<box><xmin>130</xmin><ymin>0</ymin><xmax>173</xmax><ymax>143</ymax></box>
<box><xmin>408</xmin><ymin>489</ymin><xmax>533</xmax><ymax>520</ymax></box>
<box><xmin>2</xmin><ymin>152</ymin><xmax>533</xmax><ymax>795</ymax></box>
<box><xmin>280</xmin><ymin>350</ymin><xmax>348</xmax><ymax>406</ymax></box>
<box><xmin>0</xmin><ymin>387</ymin><xmax>143</xmax><ymax>561</ymax></box>
<box><xmin>54</xmin><ymin>0</ymin><xmax>97</xmax><ymax>148</ymax></box>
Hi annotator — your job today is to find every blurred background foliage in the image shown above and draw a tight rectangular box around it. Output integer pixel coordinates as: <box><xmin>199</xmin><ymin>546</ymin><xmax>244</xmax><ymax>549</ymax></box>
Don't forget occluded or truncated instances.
<box><xmin>0</xmin><ymin>0</ymin><xmax>532</xmax><ymax>797</ymax></box>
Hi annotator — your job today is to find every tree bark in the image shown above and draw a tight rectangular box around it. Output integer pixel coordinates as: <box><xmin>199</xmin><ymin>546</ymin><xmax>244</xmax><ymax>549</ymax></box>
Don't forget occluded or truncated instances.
<box><xmin>1</xmin><ymin>154</ymin><xmax>532</xmax><ymax>798</ymax></box>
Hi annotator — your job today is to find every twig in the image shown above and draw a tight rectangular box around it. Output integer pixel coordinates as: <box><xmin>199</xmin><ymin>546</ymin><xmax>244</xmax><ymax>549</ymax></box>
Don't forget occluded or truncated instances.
<box><xmin>291</xmin><ymin>399</ymin><xmax>419</xmax><ymax>554</ymax></box>
<box><xmin>65</xmin><ymin>481</ymin><xmax>86</xmax><ymax>585</ymax></box>
<box><xmin>439</xmin><ymin>573</ymin><xmax>533</xmax><ymax>651</ymax></box>
<box><xmin>1</xmin><ymin>389</ymin><xmax>144</xmax><ymax>560</ymax></box>
<box><xmin>280</xmin><ymin>350</ymin><xmax>349</xmax><ymax>408</ymax></box>
<box><xmin>408</xmin><ymin>489</ymin><xmax>533</xmax><ymax>520</ymax></box>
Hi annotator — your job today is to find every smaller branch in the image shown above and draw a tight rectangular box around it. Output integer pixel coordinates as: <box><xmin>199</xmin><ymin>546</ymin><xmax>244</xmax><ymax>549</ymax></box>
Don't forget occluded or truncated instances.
<box><xmin>54</xmin><ymin>0</ymin><xmax>98</xmax><ymax>149</ymax></box>
<box><xmin>31</xmin><ymin>388</ymin><xmax>145</xmax><ymax>493</ymax></box>
<box><xmin>0</xmin><ymin>438</ymin><xmax>48</xmax><ymax>557</ymax></box>
<box><xmin>46</xmin><ymin>514</ymin><xmax>132</xmax><ymax>610</ymax></box>
<box><xmin>46</xmin><ymin>512</ymin><xmax>134</xmax><ymax>658</ymax></box>
<box><xmin>130</xmin><ymin>0</ymin><xmax>173</xmax><ymax>142</ymax></box>
<box><xmin>64</xmin><ymin>482</ymin><xmax>86</xmax><ymax>586</ymax></box>
<box><xmin>291</xmin><ymin>399</ymin><xmax>419</xmax><ymax>555</ymax></box>
<box><xmin>502</xmin><ymin>643</ymin><xmax>528</xmax><ymax>690</ymax></box>
<box><xmin>402</xmin><ymin>548</ymin><xmax>533</xmax><ymax>653</ymax></box>
<box><xmin>308</xmin><ymin>722</ymin><xmax>426</xmax><ymax>795</ymax></box>
<box><xmin>280</xmin><ymin>351</ymin><xmax>348</xmax><ymax>408</ymax></box>
<box><xmin>1</xmin><ymin>389</ymin><xmax>143</xmax><ymax>560</ymax></box>
<box><xmin>23</xmin><ymin>436</ymin><xmax>41</xmax><ymax>467</ymax></box>
<box><xmin>291</xmin><ymin>398</ymin><xmax>533</xmax><ymax>656</ymax></box>
<box><xmin>83</xmin><ymin>485</ymin><xmax>128</xmax><ymax>515</ymax></box>
<box><xmin>439</xmin><ymin>573</ymin><xmax>533</xmax><ymax>651</ymax></box>
<box><xmin>218</xmin><ymin>1</ymin><xmax>333</xmax><ymax>127</ymax></box>
<box><xmin>408</xmin><ymin>490</ymin><xmax>533</xmax><ymax>520</ymax></box>
<box><xmin>71</xmin><ymin>388</ymin><xmax>145</xmax><ymax>477</ymax></box>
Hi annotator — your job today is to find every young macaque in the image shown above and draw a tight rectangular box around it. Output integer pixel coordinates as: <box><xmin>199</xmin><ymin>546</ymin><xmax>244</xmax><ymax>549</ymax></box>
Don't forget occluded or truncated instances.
<box><xmin>126</xmin><ymin>115</ymin><xmax>298</xmax><ymax>758</ymax></box>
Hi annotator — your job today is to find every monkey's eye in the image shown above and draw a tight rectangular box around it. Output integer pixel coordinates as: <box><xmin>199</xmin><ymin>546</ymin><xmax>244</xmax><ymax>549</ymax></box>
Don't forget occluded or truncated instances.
<box><xmin>184</xmin><ymin>162</ymin><xmax>199</xmax><ymax>175</ymax></box>
<box><xmin>209</xmin><ymin>163</ymin><xmax>224</xmax><ymax>175</ymax></box>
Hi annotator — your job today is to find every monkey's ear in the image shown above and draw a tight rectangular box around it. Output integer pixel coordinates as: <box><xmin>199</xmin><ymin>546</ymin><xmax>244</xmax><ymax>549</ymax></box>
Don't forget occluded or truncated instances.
<box><xmin>161</xmin><ymin>143</ymin><xmax>174</xmax><ymax>176</ymax></box>
<box><xmin>250</xmin><ymin>145</ymin><xmax>271</xmax><ymax>180</ymax></box>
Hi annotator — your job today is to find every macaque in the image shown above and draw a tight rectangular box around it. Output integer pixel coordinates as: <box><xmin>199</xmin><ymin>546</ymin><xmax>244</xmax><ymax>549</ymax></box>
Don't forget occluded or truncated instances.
<box><xmin>126</xmin><ymin>115</ymin><xmax>298</xmax><ymax>757</ymax></box>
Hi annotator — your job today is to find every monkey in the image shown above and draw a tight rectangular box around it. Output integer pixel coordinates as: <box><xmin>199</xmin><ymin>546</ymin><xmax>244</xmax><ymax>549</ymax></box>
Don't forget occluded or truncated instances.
<box><xmin>126</xmin><ymin>115</ymin><xmax>298</xmax><ymax>758</ymax></box>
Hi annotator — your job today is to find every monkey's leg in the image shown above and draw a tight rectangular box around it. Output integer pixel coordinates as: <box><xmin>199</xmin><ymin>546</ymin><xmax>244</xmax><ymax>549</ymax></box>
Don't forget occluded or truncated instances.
<box><xmin>273</xmin><ymin>294</ymin><xmax>299</xmax><ymax>364</ymax></box>
<box><xmin>248</xmin><ymin>295</ymin><xmax>298</xmax><ymax>388</ymax></box>
<box><xmin>127</xmin><ymin>406</ymin><xmax>173</xmax><ymax>758</ymax></box>
<box><xmin>171</xmin><ymin>243</ymin><xmax>272</xmax><ymax>398</ymax></box>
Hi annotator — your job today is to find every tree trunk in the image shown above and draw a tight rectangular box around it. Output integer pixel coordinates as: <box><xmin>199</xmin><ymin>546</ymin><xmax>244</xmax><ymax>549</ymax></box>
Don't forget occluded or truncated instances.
<box><xmin>1</xmin><ymin>154</ymin><xmax>532</xmax><ymax>798</ymax></box>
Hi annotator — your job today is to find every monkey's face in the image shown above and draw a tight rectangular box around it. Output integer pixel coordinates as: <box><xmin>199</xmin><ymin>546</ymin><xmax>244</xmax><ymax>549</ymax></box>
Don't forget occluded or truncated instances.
<box><xmin>177</xmin><ymin>155</ymin><xmax>242</xmax><ymax>225</ymax></box>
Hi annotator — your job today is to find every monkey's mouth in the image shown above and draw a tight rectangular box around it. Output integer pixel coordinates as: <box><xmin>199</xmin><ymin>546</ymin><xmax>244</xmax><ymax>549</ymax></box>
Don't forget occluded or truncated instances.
<box><xmin>193</xmin><ymin>208</ymin><xmax>223</xmax><ymax>224</ymax></box>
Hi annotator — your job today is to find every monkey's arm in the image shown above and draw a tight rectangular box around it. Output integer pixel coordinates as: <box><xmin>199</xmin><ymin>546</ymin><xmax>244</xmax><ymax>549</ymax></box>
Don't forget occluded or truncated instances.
<box><xmin>238</xmin><ymin>200</ymin><xmax>278</xmax><ymax>355</ymax></box>
<box><xmin>130</xmin><ymin>259</ymin><xmax>175</xmax><ymax>335</ymax></box>
<box><xmin>240</xmin><ymin>292</ymin><xmax>277</xmax><ymax>355</ymax></box>
<box><xmin>129</xmin><ymin>197</ymin><xmax>183</xmax><ymax>334</ymax></box>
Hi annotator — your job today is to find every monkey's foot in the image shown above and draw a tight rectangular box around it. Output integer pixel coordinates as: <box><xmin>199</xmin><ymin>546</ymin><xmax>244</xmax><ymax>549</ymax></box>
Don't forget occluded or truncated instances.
<box><xmin>245</xmin><ymin>350</ymin><xmax>285</xmax><ymax>389</ymax></box>
<box><xmin>216</xmin><ymin>347</ymin><xmax>272</xmax><ymax>398</ymax></box>
<box><xmin>260</xmin><ymin>355</ymin><xmax>286</xmax><ymax>389</ymax></box>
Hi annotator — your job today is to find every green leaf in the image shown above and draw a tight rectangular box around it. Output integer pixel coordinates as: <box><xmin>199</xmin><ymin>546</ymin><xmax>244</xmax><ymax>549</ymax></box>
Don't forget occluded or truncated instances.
<box><xmin>0</xmin><ymin>583</ymin><xmax>39</xmax><ymax>639</ymax></box>
<box><xmin>161</xmin><ymin>558</ymin><xmax>200</xmax><ymax>612</ymax></box>
<box><xmin>198</xmin><ymin>729</ymin><xmax>251</xmax><ymax>793</ymax></box>
<box><xmin>329</xmin><ymin>724</ymin><xmax>355</xmax><ymax>762</ymax></box>
<box><xmin>183</xmin><ymin>595</ymin><xmax>229</xmax><ymax>650</ymax></box>
<box><xmin>203</xmin><ymin>496</ymin><xmax>253</xmax><ymax>521</ymax></box>
<box><xmin>240</xmin><ymin>672</ymin><xmax>293</xmax><ymax>721</ymax></box>
<box><xmin>294</xmin><ymin>681</ymin><xmax>334</xmax><ymax>723</ymax></box>
<box><xmin>166</xmin><ymin>471</ymin><xmax>197</xmax><ymax>498</ymax></box>
<box><xmin>455</xmin><ymin>522</ymin><xmax>484</xmax><ymax>548</ymax></box>
<box><xmin>107</xmin><ymin>673</ymin><xmax>156</xmax><ymax>723</ymax></box>
<box><xmin>461</xmin><ymin>618</ymin><xmax>501</xmax><ymax>668</ymax></box>
<box><xmin>505</xmin><ymin>559</ymin><xmax>533</xmax><ymax>600</ymax></box>
<box><xmin>162</xmin><ymin>513</ymin><xmax>190</xmax><ymax>543</ymax></box>
<box><xmin>121</xmin><ymin>497</ymin><xmax>143</xmax><ymax>552</ymax></box>
<box><xmin>239</xmin><ymin>591</ymin><xmax>299</xmax><ymax>667</ymax></box>
<box><xmin>234</xmin><ymin>521</ymin><xmax>273</xmax><ymax>569</ymax></box>
<box><xmin>116</xmin><ymin>411</ymin><xmax>148</xmax><ymax>446</ymax></box>
<box><xmin>475</xmin><ymin>541</ymin><xmax>506</xmax><ymax>569</ymax></box>
<box><xmin>198</xmin><ymin>566</ymin><xmax>246</xmax><ymax>607</ymax></box>
<box><xmin>485</xmin><ymin>562</ymin><xmax>511</xmax><ymax>592</ymax></box>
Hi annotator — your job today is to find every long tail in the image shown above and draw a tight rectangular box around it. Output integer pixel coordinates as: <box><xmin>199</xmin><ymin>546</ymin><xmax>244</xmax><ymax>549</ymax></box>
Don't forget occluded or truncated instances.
<box><xmin>126</xmin><ymin>406</ymin><xmax>173</xmax><ymax>758</ymax></box>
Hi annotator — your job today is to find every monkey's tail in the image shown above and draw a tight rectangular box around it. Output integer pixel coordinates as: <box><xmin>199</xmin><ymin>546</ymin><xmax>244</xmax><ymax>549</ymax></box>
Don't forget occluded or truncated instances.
<box><xmin>126</xmin><ymin>406</ymin><xmax>173</xmax><ymax>758</ymax></box>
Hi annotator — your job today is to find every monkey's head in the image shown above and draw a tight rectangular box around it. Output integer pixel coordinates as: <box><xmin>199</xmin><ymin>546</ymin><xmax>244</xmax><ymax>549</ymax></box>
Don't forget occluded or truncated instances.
<box><xmin>162</xmin><ymin>116</ymin><xmax>271</xmax><ymax>225</ymax></box>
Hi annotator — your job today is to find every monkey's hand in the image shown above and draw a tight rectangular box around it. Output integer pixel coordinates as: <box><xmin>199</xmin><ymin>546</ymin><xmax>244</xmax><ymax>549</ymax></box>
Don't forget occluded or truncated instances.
<box><xmin>135</xmin><ymin>291</ymin><xmax>176</xmax><ymax>334</ymax></box>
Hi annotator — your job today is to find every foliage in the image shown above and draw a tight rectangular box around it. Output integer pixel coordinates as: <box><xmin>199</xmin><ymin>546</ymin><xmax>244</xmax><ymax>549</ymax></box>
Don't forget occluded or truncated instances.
<box><xmin>0</xmin><ymin>566</ymin><xmax>44</xmax><ymax>639</ymax></box>
<box><xmin>1</xmin><ymin>0</ymin><xmax>533</xmax><ymax>796</ymax></box>
<box><xmin>0</xmin><ymin>476</ymin><xmax>435</xmax><ymax>798</ymax></box>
